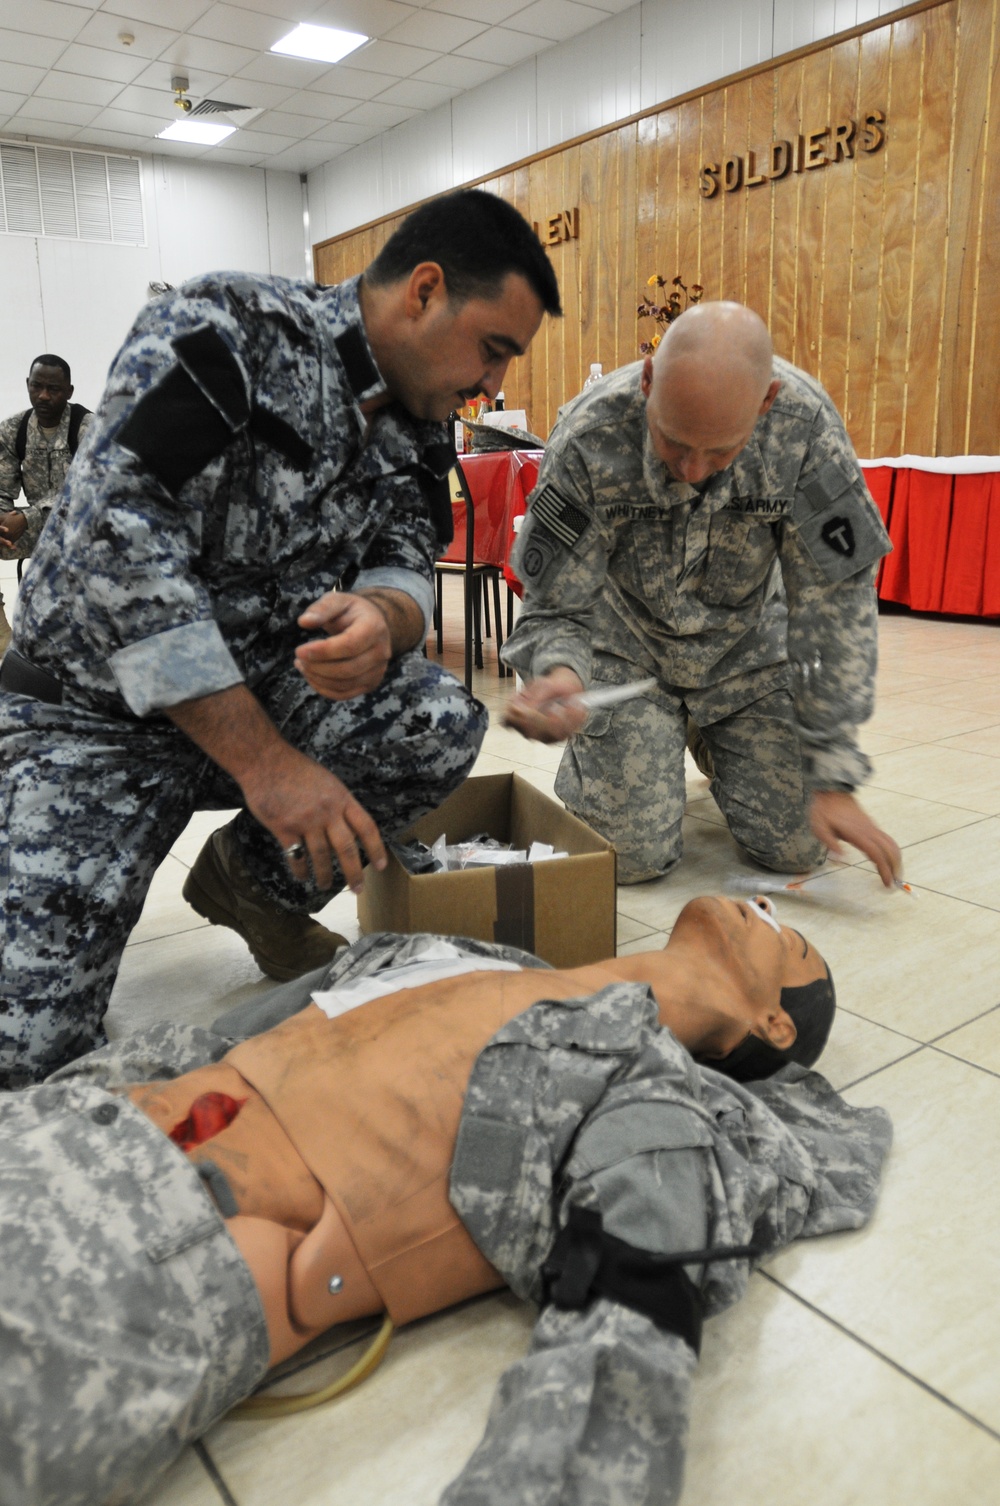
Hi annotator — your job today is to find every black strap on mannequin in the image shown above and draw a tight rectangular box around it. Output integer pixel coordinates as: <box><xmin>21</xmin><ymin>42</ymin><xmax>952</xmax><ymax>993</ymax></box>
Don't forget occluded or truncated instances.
<box><xmin>541</xmin><ymin>1205</ymin><xmax>759</xmax><ymax>1357</ymax></box>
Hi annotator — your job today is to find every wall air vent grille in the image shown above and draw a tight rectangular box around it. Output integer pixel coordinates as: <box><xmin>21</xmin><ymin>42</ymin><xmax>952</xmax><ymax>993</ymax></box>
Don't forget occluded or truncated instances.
<box><xmin>0</xmin><ymin>141</ymin><xmax>145</xmax><ymax>246</ymax></box>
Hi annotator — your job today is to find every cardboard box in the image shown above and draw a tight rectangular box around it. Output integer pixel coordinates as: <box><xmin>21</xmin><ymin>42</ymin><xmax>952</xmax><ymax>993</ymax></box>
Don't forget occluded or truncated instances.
<box><xmin>358</xmin><ymin>773</ymin><xmax>617</xmax><ymax>966</ymax></box>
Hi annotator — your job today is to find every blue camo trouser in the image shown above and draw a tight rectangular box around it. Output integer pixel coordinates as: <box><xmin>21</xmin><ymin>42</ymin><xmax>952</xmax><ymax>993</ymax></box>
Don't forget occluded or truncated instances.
<box><xmin>0</xmin><ymin>652</ymin><xmax>486</xmax><ymax>1087</ymax></box>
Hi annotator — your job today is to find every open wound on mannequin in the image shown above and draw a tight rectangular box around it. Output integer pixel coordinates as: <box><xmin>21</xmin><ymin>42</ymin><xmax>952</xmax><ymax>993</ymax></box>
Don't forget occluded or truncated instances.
<box><xmin>169</xmin><ymin>1092</ymin><xmax>246</xmax><ymax>1152</ymax></box>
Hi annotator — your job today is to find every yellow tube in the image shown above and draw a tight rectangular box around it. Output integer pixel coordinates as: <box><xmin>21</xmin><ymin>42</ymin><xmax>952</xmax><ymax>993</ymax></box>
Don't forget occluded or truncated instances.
<box><xmin>230</xmin><ymin>1314</ymin><xmax>394</xmax><ymax>1420</ymax></box>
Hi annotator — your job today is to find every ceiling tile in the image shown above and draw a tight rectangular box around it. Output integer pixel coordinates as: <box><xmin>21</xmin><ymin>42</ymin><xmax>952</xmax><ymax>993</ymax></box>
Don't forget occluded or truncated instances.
<box><xmin>308</xmin><ymin>0</ymin><xmax>419</xmax><ymax>36</ymax></box>
<box><xmin>0</xmin><ymin>26</ymin><xmax>66</xmax><ymax>67</ymax></box>
<box><xmin>307</xmin><ymin>67</ymin><xmax>399</xmax><ymax>101</ymax></box>
<box><xmin>88</xmin><ymin>105</ymin><xmax>173</xmax><ymax>135</ymax></box>
<box><xmin>412</xmin><ymin>54</ymin><xmax>503</xmax><ymax>87</ymax></box>
<box><xmin>73</xmin><ymin>12</ymin><xmax>181</xmax><ymax>59</ymax></box>
<box><xmin>234</xmin><ymin>53</ymin><xmax>329</xmax><ymax>88</ymax></box>
<box><xmin>455</xmin><ymin>25</ymin><xmax>549</xmax><ymax>64</ymax></box>
<box><xmin>224</xmin><ymin>126</ymin><xmax>299</xmax><ymax>152</ymax></box>
<box><xmin>375</xmin><ymin>76</ymin><xmax>459</xmax><ymax>109</ymax></box>
<box><xmin>207</xmin><ymin>0</ymin><xmax>303</xmax><ymax>18</ymax></box>
<box><xmin>52</xmin><ymin>43</ymin><xmax>150</xmax><ymax>84</ymax></box>
<box><xmin>382</xmin><ymin>12</ymin><xmax>486</xmax><ymax>49</ymax></box>
<box><xmin>0</xmin><ymin>89</ymin><xmax>28</xmax><ymax>116</ymax></box>
<box><xmin>211</xmin><ymin>76</ymin><xmax>298</xmax><ymax>108</ymax></box>
<box><xmin>306</xmin><ymin>117</ymin><xmax>375</xmax><ymax>143</ymax></box>
<box><xmin>0</xmin><ymin>61</ymin><xmax>46</xmax><ymax>93</ymax></box>
<box><xmin>506</xmin><ymin>0</ymin><xmax>608</xmax><ymax>42</ymax></box>
<box><xmin>33</xmin><ymin>71</ymin><xmax>124</xmax><ymax>107</ymax></box>
<box><xmin>339</xmin><ymin>39</ymin><xmax>439</xmax><ymax>77</ymax></box>
<box><xmin>252</xmin><ymin>108</ymin><xmax>326</xmax><ymax>136</ymax></box>
<box><xmin>13</xmin><ymin>98</ymin><xmax>102</xmax><ymax>127</ymax></box>
<box><xmin>156</xmin><ymin>36</ymin><xmax>259</xmax><ymax>77</ymax></box>
<box><xmin>340</xmin><ymin>99</ymin><xmax>418</xmax><ymax>128</ymax></box>
<box><xmin>580</xmin><ymin>0</ymin><xmax>638</xmax><ymax>9</ymax></box>
<box><xmin>5</xmin><ymin>121</ymin><xmax>82</xmax><ymax>143</ymax></box>
<box><xmin>259</xmin><ymin>139</ymin><xmax>339</xmax><ymax>171</ymax></box>
<box><xmin>75</xmin><ymin>127</ymin><xmax>149</xmax><ymax>152</ymax></box>
<box><xmin>275</xmin><ymin>88</ymin><xmax>362</xmax><ymax>119</ymax></box>
<box><xmin>126</xmin><ymin>60</ymin><xmax>229</xmax><ymax>97</ymax></box>
<box><xmin>424</xmin><ymin>0</ymin><xmax>536</xmax><ymax>22</ymax></box>
<box><xmin>98</xmin><ymin>0</ymin><xmax>210</xmax><ymax>27</ymax></box>
<box><xmin>206</xmin><ymin>146</ymin><xmax>266</xmax><ymax>165</ymax></box>
<box><xmin>0</xmin><ymin>0</ymin><xmax>90</xmax><ymax>41</ymax></box>
<box><xmin>190</xmin><ymin>4</ymin><xmax>291</xmax><ymax>50</ymax></box>
<box><xmin>113</xmin><ymin>82</ymin><xmax>191</xmax><ymax>117</ymax></box>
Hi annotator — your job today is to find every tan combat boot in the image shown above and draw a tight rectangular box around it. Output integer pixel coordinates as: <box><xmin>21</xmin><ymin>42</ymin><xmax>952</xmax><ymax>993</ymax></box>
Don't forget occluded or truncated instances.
<box><xmin>183</xmin><ymin>822</ymin><xmax>347</xmax><ymax>981</ymax></box>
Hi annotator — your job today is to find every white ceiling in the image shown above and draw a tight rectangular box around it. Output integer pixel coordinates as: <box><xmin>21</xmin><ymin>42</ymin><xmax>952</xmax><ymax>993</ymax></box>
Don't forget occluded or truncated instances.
<box><xmin>0</xmin><ymin>0</ymin><xmax>637</xmax><ymax>173</ymax></box>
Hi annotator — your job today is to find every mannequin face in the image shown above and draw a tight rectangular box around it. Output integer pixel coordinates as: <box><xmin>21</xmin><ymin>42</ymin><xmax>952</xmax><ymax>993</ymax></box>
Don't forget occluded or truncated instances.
<box><xmin>669</xmin><ymin>895</ymin><xmax>828</xmax><ymax>1057</ymax></box>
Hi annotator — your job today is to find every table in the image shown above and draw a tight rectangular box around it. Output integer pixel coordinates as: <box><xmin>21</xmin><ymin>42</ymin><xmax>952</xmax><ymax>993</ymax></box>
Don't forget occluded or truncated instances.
<box><xmin>861</xmin><ymin>457</ymin><xmax>1000</xmax><ymax>617</ymax></box>
<box><xmin>436</xmin><ymin>450</ymin><xmax>543</xmax><ymax>688</ymax></box>
<box><xmin>443</xmin><ymin>449</ymin><xmax>543</xmax><ymax>573</ymax></box>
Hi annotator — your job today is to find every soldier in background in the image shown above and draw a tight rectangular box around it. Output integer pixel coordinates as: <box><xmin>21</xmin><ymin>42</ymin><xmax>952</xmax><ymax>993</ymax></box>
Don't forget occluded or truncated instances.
<box><xmin>0</xmin><ymin>189</ymin><xmax>561</xmax><ymax>1087</ymax></box>
<box><xmin>503</xmin><ymin>302</ymin><xmax>902</xmax><ymax>888</ymax></box>
<box><xmin>0</xmin><ymin>354</ymin><xmax>92</xmax><ymax>654</ymax></box>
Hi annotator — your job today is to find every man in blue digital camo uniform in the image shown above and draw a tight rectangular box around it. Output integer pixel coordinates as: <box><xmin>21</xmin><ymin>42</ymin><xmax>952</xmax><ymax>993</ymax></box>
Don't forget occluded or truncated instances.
<box><xmin>0</xmin><ymin>189</ymin><xmax>561</xmax><ymax>1088</ymax></box>
<box><xmin>503</xmin><ymin>302</ymin><xmax>902</xmax><ymax>891</ymax></box>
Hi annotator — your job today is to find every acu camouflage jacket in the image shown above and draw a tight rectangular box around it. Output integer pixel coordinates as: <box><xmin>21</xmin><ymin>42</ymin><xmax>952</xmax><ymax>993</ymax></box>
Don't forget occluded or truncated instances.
<box><xmin>504</xmin><ymin>358</ymin><xmax>892</xmax><ymax>790</ymax></box>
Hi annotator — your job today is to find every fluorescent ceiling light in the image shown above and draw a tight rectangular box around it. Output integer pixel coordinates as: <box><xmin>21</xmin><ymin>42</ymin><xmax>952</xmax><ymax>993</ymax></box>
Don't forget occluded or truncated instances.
<box><xmin>271</xmin><ymin>23</ymin><xmax>367</xmax><ymax>64</ymax></box>
<box><xmin>157</xmin><ymin>120</ymin><xmax>237</xmax><ymax>146</ymax></box>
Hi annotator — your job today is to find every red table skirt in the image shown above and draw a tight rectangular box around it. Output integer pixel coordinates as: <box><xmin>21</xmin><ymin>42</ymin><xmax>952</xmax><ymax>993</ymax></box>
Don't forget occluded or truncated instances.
<box><xmin>442</xmin><ymin>450</ymin><xmax>543</xmax><ymax>586</ymax></box>
<box><xmin>865</xmin><ymin>466</ymin><xmax>1000</xmax><ymax>617</ymax></box>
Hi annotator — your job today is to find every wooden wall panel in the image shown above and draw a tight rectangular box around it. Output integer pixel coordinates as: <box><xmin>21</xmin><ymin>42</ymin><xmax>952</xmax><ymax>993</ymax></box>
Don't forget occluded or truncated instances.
<box><xmin>845</xmin><ymin>25</ymin><xmax>891</xmax><ymax>452</ymax></box>
<box><xmin>904</xmin><ymin>3</ymin><xmax>956</xmax><ymax>451</ymax></box>
<box><xmin>744</xmin><ymin>70</ymin><xmax>777</xmax><ymax>322</ymax></box>
<box><xmin>874</xmin><ymin>16</ymin><xmax>923</xmax><ymax>455</ymax></box>
<box><xmin>314</xmin><ymin>0</ymin><xmax>998</xmax><ymax>456</ymax></box>
<box><xmin>937</xmin><ymin>0</ymin><xmax>993</xmax><ymax>452</ymax></box>
<box><xmin>820</xmin><ymin>36</ymin><xmax>863</xmax><ymax>418</ymax></box>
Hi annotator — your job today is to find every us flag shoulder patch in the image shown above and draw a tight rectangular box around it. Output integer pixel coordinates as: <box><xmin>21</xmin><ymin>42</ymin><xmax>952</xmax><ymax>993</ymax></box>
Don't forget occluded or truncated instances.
<box><xmin>529</xmin><ymin>484</ymin><xmax>590</xmax><ymax>550</ymax></box>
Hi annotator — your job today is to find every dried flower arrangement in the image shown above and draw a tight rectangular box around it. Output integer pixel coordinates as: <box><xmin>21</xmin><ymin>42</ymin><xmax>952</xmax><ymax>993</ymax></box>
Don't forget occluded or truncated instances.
<box><xmin>637</xmin><ymin>274</ymin><xmax>703</xmax><ymax>353</ymax></box>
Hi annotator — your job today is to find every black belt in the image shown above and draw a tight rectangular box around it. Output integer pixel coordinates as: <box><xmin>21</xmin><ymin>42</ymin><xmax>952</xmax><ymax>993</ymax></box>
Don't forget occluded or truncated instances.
<box><xmin>0</xmin><ymin>647</ymin><xmax>64</xmax><ymax>706</ymax></box>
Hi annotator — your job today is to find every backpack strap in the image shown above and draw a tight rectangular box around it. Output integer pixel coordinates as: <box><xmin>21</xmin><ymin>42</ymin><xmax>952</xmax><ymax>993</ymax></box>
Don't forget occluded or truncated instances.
<box><xmin>67</xmin><ymin>402</ymin><xmax>91</xmax><ymax>455</ymax></box>
<box><xmin>14</xmin><ymin>409</ymin><xmax>30</xmax><ymax>464</ymax></box>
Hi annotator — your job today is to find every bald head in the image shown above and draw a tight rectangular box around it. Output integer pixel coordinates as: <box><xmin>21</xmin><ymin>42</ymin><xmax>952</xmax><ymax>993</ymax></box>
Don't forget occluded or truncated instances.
<box><xmin>641</xmin><ymin>301</ymin><xmax>780</xmax><ymax>484</ymax></box>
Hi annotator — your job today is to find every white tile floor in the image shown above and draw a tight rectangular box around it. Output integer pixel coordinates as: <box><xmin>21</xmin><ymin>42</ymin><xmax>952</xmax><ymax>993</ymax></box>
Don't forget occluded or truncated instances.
<box><xmin>9</xmin><ymin>546</ymin><xmax>1000</xmax><ymax>1505</ymax></box>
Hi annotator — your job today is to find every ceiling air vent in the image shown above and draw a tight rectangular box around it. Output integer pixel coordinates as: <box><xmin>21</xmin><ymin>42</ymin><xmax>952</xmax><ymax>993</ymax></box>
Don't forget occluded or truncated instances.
<box><xmin>189</xmin><ymin>99</ymin><xmax>264</xmax><ymax>125</ymax></box>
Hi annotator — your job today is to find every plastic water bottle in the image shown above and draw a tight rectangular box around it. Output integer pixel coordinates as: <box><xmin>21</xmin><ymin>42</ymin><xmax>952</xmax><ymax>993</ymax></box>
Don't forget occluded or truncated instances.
<box><xmin>583</xmin><ymin>362</ymin><xmax>603</xmax><ymax>390</ymax></box>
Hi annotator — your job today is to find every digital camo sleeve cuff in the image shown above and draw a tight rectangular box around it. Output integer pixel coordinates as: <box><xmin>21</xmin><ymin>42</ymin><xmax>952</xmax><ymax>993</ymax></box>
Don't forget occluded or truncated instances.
<box><xmin>109</xmin><ymin>619</ymin><xmax>245</xmax><ymax>717</ymax></box>
<box><xmin>352</xmin><ymin>566</ymin><xmax>434</xmax><ymax>638</ymax></box>
<box><xmin>10</xmin><ymin>501</ymin><xmax>50</xmax><ymax>558</ymax></box>
<box><xmin>799</xmin><ymin>726</ymin><xmax>873</xmax><ymax>792</ymax></box>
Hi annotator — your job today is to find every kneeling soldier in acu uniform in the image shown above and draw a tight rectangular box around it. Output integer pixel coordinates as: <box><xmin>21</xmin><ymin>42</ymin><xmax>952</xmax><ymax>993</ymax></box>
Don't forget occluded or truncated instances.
<box><xmin>0</xmin><ymin>894</ymin><xmax>891</xmax><ymax>1506</ymax></box>
<box><xmin>0</xmin><ymin>189</ymin><xmax>561</xmax><ymax>1087</ymax></box>
<box><xmin>502</xmin><ymin>302</ymin><xmax>901</xmax><ymax>888</ymax></box>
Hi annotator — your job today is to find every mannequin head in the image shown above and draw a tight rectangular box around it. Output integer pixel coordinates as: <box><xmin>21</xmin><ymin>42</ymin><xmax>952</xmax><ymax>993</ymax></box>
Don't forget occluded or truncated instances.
<box><xmin>665</xmin><ymin>895</ymin><xmax>834</xmax><ymax>1079</ymax></box>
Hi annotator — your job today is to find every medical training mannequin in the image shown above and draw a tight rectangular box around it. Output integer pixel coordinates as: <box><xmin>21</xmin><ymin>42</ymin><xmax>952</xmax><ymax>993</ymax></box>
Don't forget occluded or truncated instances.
<box><xmin>2</xmin><ymin>896</ymin><xmax>888</xmax><ymax>1506</ymax></box>
<box><xmin>126</xmin><ymin>894</ymin><xmax>829</xmax><ymax>1365</ymax></box>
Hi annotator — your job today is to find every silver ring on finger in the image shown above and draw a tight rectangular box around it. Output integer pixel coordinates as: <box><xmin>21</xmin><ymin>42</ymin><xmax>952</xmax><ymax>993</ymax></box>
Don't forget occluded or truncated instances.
<box><xmin>284</xmin><ymin>841</ymin><xmax>306</xmax><ymax>861</ymax></box>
